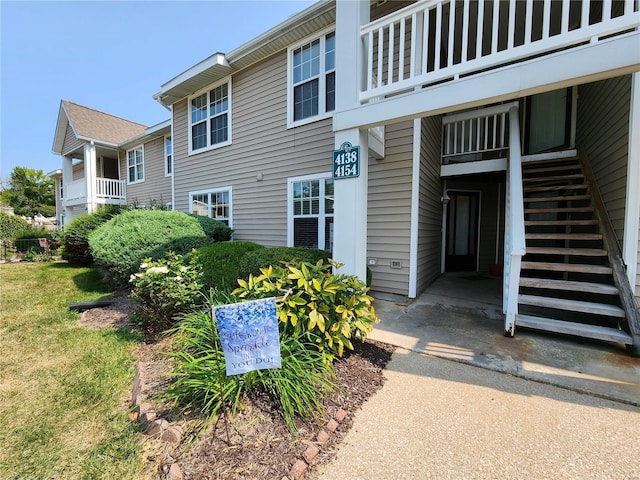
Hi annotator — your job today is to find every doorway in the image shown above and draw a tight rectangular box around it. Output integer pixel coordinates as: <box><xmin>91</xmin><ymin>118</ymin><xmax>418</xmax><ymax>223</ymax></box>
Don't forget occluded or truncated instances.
<box><xmin>525</xmin><ymin>88</ymin><xmax>574</xmax><ymax>154</ymax></box>
<box><xmin>445</xmin><ymin>191</ymin><xmax>480</xmax><ymax>272</ymax></box>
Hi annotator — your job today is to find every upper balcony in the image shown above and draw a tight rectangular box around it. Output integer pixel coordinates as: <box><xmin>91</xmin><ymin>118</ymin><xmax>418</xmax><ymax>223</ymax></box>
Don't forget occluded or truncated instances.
<box><xmin>63</xmin><ymin>177</ymin><xmax>127</xmax><ymax>207</ymax></box>
<box><xmin>360</xmin><ymin>0</ymin><xmax>640</xmax><ymax>103</ymax></box>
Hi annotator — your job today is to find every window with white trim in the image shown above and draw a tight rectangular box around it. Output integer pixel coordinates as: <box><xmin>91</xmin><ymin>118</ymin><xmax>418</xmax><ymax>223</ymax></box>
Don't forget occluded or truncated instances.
<box><xmin>289</xmin><ymin>175</ymin><xmax>333</xmax><ymax>250</ymax></box>
<box><xmin>189</xmin><ymin>80</ymin><xmax>231</xmax><ymax>154</ymax></box>
<box><xmin>189</xmin><ymin>187</ymin><xmax>232</xmax><ymax>226</ymax></box>
<box><xmin>165</xmin><ymin>136</ymin><xmax>172</xmax><ymax>176</ymax></box>
<box><xmin>127</xmin><ymin>146</ymin><xmax>144</xmax><ymax>184</ymax></box>
<box><xmin>288</xmin><ymin>30</ymin><xmax>335</xmax><ymax>126</ymax></box>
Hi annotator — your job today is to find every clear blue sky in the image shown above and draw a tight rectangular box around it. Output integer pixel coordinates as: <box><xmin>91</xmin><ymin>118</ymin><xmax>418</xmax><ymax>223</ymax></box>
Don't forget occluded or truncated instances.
<box><xmin>0</xmin><ymin>0</ymin><xmax>315</xmax><ymax>180</ymax></box>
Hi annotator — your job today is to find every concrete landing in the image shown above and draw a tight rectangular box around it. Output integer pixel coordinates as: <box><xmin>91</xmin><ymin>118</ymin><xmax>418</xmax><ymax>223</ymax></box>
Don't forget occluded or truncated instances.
<box><xmin>370</xmin><ymin>274</ymin><xmax>640</xmax><ymax>405</ymax></box>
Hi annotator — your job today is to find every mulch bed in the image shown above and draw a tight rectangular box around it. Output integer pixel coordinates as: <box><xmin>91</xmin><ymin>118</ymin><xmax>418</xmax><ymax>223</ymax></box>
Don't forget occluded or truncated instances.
<box><xmin>78</xmin><ymin>302</ymin><xmax>395</xmax><ymax>480</ymax></box>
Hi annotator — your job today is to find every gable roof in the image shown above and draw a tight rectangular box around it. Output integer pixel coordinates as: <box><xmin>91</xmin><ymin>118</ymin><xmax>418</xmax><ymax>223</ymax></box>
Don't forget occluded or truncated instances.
<box><xmin>52</xmin><ymin>100</ymin><xmax>147</xmax><ymax>154</ymax></box>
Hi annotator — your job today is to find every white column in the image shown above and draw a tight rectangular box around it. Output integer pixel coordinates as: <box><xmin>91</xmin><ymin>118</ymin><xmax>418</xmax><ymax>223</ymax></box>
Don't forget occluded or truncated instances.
<box><xmin>332</xmin><ymin>0</ymin><xmax>370</xmax><ymax>281</ymax></box>
<box><xmin>623</xmin><ymin>72</ymin><xmax>640</xmax><ymax>288</ymax></box>
<box><xmin>84</xmin><ymin>142</ymin><xmax>98</xmax><ymax>213</ymax></box>
<box><xmin>333</xmin><ymin>129</ymin><xmax>369</xmax><ymax>280</ymax></box>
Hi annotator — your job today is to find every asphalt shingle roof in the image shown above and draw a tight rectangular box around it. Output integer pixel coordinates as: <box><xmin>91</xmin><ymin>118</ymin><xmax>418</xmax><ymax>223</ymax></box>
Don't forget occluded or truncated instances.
<box><xmin>62</xmin><ymin>100</ymin><xmax>147</xmax><ymax>145</ymax></box>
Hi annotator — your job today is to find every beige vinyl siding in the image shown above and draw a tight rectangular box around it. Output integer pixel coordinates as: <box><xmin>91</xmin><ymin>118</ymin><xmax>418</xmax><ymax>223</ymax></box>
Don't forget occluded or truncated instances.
<box><xmin>172</xmin><ymin>50</ymin><xmax>334</xmax><ymax>246</ymax></box>
<box><xmin>120</xmin><ymin>137</ymin><xmax>172</xmax><ymax>207</ymax></box>
<box><xmin>72</xmin><ymin>163</ymin><xmax>84</xmax><ymax>181</ymax></box>
<box><xmin>62</xmin><ymin>123</ymin><xmax>83</xmax><ymax>156</ymax></box>
<box><xmin>367</xmin><ymin>120</ymin><xmax>414</xmax><ymax>296</ymax></box>
<box><xmin>576</xmin><ymin>75</ymin><xmax>631</xmax><ymax>246</ymax></box>
<box><xmin>417</xmin><ymin>115</ymin><xmax>444</xmax><ymax>294</ymax></box>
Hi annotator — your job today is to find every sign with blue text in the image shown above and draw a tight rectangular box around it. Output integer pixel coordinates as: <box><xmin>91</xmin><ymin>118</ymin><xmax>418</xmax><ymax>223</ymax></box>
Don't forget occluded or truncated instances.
<box><xmin>213</xmin><ymin>297</ymin><xmax>281</xmax><ymax>376</ymax></box>
<box><xmin>333</xmin><ymin>142</ymin><xmax>360</xmax><ymax>179</ymax></box>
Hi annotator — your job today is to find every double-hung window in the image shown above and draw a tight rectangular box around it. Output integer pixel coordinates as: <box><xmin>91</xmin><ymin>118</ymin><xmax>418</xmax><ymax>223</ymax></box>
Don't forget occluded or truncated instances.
<box><xmin>127</xmin><ymin>146</ymin><xmax>144</xmax><ymax>184</ymax></box>
<box><xmin>189</xmin><ymin>79</ymin><xmax>231</xmax><ymax>154</ymax></box>
<box><xmin>165</xmin><ymin>136</ymin><xmax>172</xmax><ymax>176</ymax></box>
<box><xmin>288</xmin><ymin>174</ymin><xmax>333</xmax><ymax>250</ymax></box>
<box><xmin>189</xmin><ymin>187</ymin><xmax>232</xmax><ymax>226</ymax></box>
<box><xmin>288</xmin><ymin>30</ymin><xmax>335</xmax><ymax>126</ymax></box>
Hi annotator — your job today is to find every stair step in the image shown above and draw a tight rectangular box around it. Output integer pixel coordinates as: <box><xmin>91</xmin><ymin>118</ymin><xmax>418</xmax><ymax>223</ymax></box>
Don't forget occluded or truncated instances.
<box><xmin>524</xmin><ymin>207</ymin><xmax>594</xmax><ymax>214</ymax></box>
<box><xmin>523</xmin><ymin>173</ymin><xmax>584</xmax><ymax>183</ymax></box>
<box><xmin>518</xmin><ymin>294</ymin><xmax>625</xmax><ymax>317</ymax></box>
<box><xmin>525</xmin><ymin>233</ymin><xmax>602</xmax><ymax>240</ymax></box>
<box><xmin>524</xmin><ymin>194</ymin><xmax>591</xmax><ymax>203</ymax></box>
<box><xmin>516</xmin><ymin>314</ymin><xmax>632</xmax><ymax>344</ymax></box>
<box><xmin>521</xmin><ymin>164</ymin><xmax>582</xmax><ymax>174</ymax></box>
<box><xmin>525</xmin><ymin>246</ymin><xmax>608</xmax><ymax>256</ymax></box>
<box><xmin>520</xmin><ymin>261</ymin><xmax>612</xmax><ymax>274</ymax></box>
<box><xmin>519</xmin><ymin>277</ymin><xmax>619</xmax><ymax>295</ymax></box>
<box><xmin>525</xmin><ymin>219</ymin><xmax>599</xmax><ymax>226</ymax></box>
<box><xmin>524</xmin><ymin>184</ymin><xmax>588</xmax><ymax>193</ymax></box>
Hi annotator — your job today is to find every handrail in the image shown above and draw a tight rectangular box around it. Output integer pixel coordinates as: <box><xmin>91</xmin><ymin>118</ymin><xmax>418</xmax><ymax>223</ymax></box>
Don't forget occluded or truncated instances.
<box><xmin>360</xmin><ymin>0</ymin><xmax>640</xmax><ymax>102</ymax></box>
<box><xmin>578</xmin><ymin>151</ymin><xmax>640</xmax><ymax>353</ymax></box>
<box><xmin>503</xmin><ymin>105</ymin><xmax>525</xmax><ymax>336</ymax></box>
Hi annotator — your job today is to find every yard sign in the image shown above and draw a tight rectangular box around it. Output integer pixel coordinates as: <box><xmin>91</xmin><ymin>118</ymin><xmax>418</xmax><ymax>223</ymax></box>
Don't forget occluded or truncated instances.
<box><xmin>213</xmin><ymin>297</ymin><xmax>281</xmax><ymax>376</ymax></box>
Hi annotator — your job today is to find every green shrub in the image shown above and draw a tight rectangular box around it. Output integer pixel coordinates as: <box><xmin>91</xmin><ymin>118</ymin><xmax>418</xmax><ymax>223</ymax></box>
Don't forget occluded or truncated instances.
<box><xmin>130</xmin><ymin>252</ymin><xmax>204</xmax><ymax>331</ymax></box>
<box><xmin>237</xmin><ymin>246</ymin><xmax>331</xmax><ymax>281</ymax></box>
<box><xmin>89</xmin><ymin>210</ymin><xmax>212</xmax><ymax>286</ymax></box>
<box><xmin>14</xmin><ymin>228</ymin><xmax>50</xmax><ymax>240</ymax></box>
<box><xmin>163</xmin><ymin>295</ymin><xmax>337</xmax><ymax>432</ymax></box>
<box><xmin>0</xmin><ymin>212</ymin><xmax>30</xmax><ymax>241</ymax></box>
<box><xmin>189</xmin><ymin>215</ymin><xmax>234</xmax><ymax>242</ymax></box>
<box><xmin>233</xmin><ymin>260</ymin><xmax>379</xmax><ymax>363</ymax></box>
<box><xmin>61</xmin><ymin>206</ymin><xmax>123</xmax><ymax>265</ymax></box>
<box><xmin>195</xmin><ymin>241</ymin><xmax>265</xmax><ymax>292</ymax></box>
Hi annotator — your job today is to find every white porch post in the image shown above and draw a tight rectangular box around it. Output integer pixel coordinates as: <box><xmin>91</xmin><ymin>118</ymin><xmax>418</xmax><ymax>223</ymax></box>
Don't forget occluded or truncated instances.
<box><xmin>333</xmin><ymin>0</ymin><xmax>370</xmax><ymax>281</ymax></box>
<box><xmin>84</xmin><ymin>142</ymin><xmax>98</xmax><ymax>213</ymax></box>
<box><xmin>623</xmin><ymin>72</ymin><xmax>640</xmax><ymax>289</ymax></box>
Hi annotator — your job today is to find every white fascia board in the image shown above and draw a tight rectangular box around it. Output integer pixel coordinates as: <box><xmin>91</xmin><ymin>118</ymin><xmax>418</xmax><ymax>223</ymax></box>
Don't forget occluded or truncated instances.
<box><xmin>75</xmin><ymin>136</ymin><xmax>119</xmax><ymax>149</ymax></box>
<box><xmin>334</xmin><ymin>32</ymin><xmax>640</xmax><ymax>132</ymax></box>
<box><xmin>159</xmin><ymin>53</ymin><xmax>229</xmax><ymax>95</ymax></box>
<box><xmin>52</xmin><ymin>102</ymin><xmax>74</xmax><ymax>154</ymax></box>
<box><xmin>119</xmin><ymin>119</ymin><xmax>171</xmax><ymax>149</ymax></box>
<box><xmin>47</xmin><ymin>169</ymin><xmax>62</xmax><ymax>178</ymax></box>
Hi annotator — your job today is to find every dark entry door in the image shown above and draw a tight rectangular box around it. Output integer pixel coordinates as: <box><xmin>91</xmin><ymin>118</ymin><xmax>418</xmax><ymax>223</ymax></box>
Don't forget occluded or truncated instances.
<box><xmin>445</xmin><ymin>192</ymin><xmax>480</xmax><ymax>272</ymax></box>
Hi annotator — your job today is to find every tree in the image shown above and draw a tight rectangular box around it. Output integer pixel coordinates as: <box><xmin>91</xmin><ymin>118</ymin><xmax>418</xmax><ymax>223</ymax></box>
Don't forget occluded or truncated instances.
<box><xmin>0</xmin><ymin>167</ymin><xmax>56</xmax><ymax>217</ymax></box>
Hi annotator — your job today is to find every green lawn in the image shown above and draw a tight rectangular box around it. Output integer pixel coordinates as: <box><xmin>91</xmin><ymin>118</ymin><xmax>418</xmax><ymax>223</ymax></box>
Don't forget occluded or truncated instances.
<box><xmin>0</xmin><ymin>262</ymin><xmax>145</xmax><ymax>480</ymax></box>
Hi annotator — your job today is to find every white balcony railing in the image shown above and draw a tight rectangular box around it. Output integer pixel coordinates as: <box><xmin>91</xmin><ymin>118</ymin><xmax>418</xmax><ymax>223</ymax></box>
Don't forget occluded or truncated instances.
<box><xmin>442</xmin><ymin>103</ymin><xmax>513</xmax><ymax>163</ymax></box>
<box><xmin>64</xmin><ymin>179</ymin><xmax>87</xmax><ymax>202</ymax></box>
<box><xmin>361</xmin><ymin>0</ymin><xmax>640</xmax><ymax>102</ymax></box>
<box><xmin>62</xmin><ymin>177</ymin><xmax>126</xmax><ymax>205</ymax></box>
<box><xmin>96</xmin><ymin>178</ymin><xmax>126</xmax><ymax>200</ymax></box>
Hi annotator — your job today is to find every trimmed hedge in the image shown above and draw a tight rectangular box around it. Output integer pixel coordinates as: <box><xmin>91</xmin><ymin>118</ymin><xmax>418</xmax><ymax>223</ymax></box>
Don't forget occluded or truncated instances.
<box><xmin>0</xmin><ymin>212</ymin><xmax>29</xmax><ymax>241</ymax></box>
<box><xmin>237</xmin><ymin>246</ymin><xmax>332</xmax><ymax>282</ymax></box>
<box><xmin>195</xmin><ymin>241</ymin><xmax>265</xmax><ymax>292</ymax></box>
<box><xmin>61</xmin><ymin>206</ymin><xmax>123</xmax><ymax>265</ymax></box>
<box><xmin>188</xmin><ymin>215</ymin><xmax>233</xmax><ymax>242</ymax></box>
<box><xmin>89</xmin><ymin>210</ymin><xmax>212</xmax><ymax>286</ymax></box>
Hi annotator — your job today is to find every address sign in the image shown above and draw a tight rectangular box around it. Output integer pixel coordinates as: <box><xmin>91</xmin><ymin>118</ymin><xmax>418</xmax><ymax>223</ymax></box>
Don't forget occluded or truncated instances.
<box><xmin>333</xmin><ymin>142</ymin><xmax>360</xmax><ymax>180</ymax></box>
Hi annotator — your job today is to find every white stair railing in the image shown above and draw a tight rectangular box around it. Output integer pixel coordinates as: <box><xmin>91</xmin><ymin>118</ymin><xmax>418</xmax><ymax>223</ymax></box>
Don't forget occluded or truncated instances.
<box><xmin>503</xmin><ymin>104</ymin><xmax>525</xmax><ymax>336</ymax></box>
<box><xmin>361</xmin><ymin>0</ymin><xmax>640</xmax><ymax>102</ymax></box>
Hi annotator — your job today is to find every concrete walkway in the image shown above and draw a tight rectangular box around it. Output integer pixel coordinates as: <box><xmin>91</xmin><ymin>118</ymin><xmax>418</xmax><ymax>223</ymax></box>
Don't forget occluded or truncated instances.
<box><xmin>316</xmin><ymin>274</ymin><xmax>640</xmax><ymax>479</ymax></box>
<box><xmin>316</xmin><ymin>350</ymin><xmax>640</xmax><ymax>480</ymax></box>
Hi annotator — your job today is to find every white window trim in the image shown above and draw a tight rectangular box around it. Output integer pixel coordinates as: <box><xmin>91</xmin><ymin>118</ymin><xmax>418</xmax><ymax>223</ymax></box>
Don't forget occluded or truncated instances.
<box><xmin>164</xmin><ymin>135</ymin><xmax>172</xmax><ymax>177</ymax></box>
<box><xmin>287</xmin><ymin>26</ymin><xmax>335</xmax><ymax>129</ymax></box>
<box><xmin>188</xmin><ymin>186</ymin><xmax>233</xmax><ymax>228</ymax></box>
<box><xmin>287</xmin><ymin>172</ymin><xmax>332</xmax><ymax>248</ymax></box>
<box><xmin>187</xmin><ymin>77</ymin><xmax>232</xmax><ymax>156</ymax></box>
<box><xmin>126</xmin><ymin>145</ymin><xmax>144</xmax><ymax>185</ymax></box>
